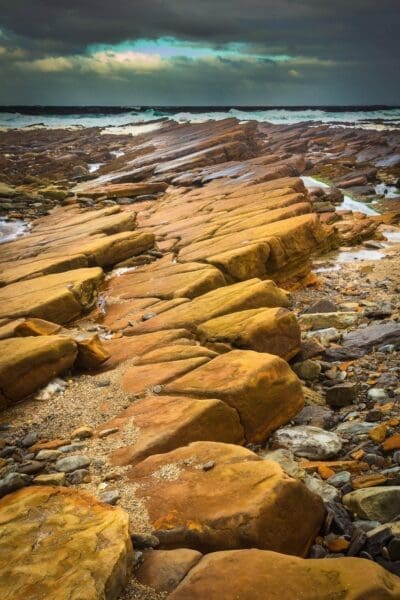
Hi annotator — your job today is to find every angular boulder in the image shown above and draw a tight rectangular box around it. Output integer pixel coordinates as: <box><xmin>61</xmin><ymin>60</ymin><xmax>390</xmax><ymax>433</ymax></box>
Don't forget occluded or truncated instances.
<box><xmin>163</xmin><ymin>350</ymin><xmax>304</xmax><ymax>443</ymax></box>
<box><xmin>197</xmin><ymin>307</ymin><xmax>301</xmax><ymax>360</ymax></box>
<box><xmin>169</xmin><ymin>549</ymin><xmax>400</xmax><ymax>599</ymax></box>
<box><xmin>0</xmin><ymin>486</ymin><xmax>133</xmax><ymax>600</ymax></box>
<box><xmin>0</xmin><ymin>336</ymin><xmax>77</xmax><ymax>405</ymax></box>
<box><xmin>128</xmin><ymin>441</ymin><xmax>324</xmax><ymax>555</ymax></box>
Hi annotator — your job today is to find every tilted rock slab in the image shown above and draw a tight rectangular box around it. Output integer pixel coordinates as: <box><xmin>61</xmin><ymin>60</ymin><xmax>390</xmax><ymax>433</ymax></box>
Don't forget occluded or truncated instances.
<box><xmin>163</xmin><ymin>349</ymin><xmax>304</xmax><ymax>443</ymax></box>
<box><xmin>103</xmin><ymin>394</ymin><xmax>245</xmax><ymax>466</ymax></box>
<box><xmin>168</xmin><ymin>549</ymin><xmax>400</xmax><ymax>599</ymax></box>
<box><xmin>128</xmin><ymin>441</ymin><xmax>324</xmax><ymax>555</ymax></box>
<box><xmin>0</xmin><ymin>486</ymin><xmax>133</xmax><ymax>600</ymax></box>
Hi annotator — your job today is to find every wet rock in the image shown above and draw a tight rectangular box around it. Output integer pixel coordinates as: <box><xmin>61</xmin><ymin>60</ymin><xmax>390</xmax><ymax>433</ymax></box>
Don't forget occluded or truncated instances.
<box><xmin>304</xmin><ymin>475</ymin><xmax>339</xmax><ymax>502</ymax></box>
<box><xmin>272</xmin><ymin>426</ymin><xmax>342</xmax><ymax>460</ymax></box>
<box><xmin>342</xmin><ymin>322</ymin><xmax>400</xmax><ymax>356</ymax></box>
<box><xmin>135</xmin><ymin>549</ymin><xmax>202</xmax><ymax>593</ymax></box>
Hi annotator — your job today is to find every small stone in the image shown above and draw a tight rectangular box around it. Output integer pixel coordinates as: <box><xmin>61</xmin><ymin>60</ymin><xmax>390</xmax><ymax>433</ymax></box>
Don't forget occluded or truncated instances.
<box><xmin>347</xmin><ymin>529</ymin><xmax>368</xmax><ymax>556</ymax></box>
<box><xmin>326</xmin><ymin>536</ymin><xmax>350</xmax><ymax>553</ymax></box>
<box><xmin>58</xmin><ymin>443</ymin><xmax>87</xmax><ymax>453</ymax></box>
<box><xmin>21</xmin><ymin>432</ymin><xmax>38</xmax><ymax>448</ymax></box>
<box><xmin>17</xmin><ymin>461</ymin><xmax>43</xmax><ymax>475</ymax></box>
<box><xmin>68</xmin><ymin>469</ymin><xmax>91</xmax><ymax>484</ymax></box>
<box><xmin>55</xmin><ymin>455</ymin><xmax>91</xmax><ymax>473</ymax></box>
<box><xmin>202</xmin><ymin>461</ymin><xmax>215</xmax><ymax>472</ymax></box>
<box><xmin>272</xmin><ymin>425</ymin><xmax>342</xmax><ymax>460</ymax></box>
<box><xmin>304</xmin><ymin>475</ymin><xmax>339</xmax><ymax>503</ymax></box>
<box><xmin>33</xmin><ymin>473</ymin><xmax>66</xmax><ymax>486</ymax></box>
<box><xmin>367</xmin><ymin>388</ymin><xmax>388</xmax><ymax>402</ymax></box>
<box><xmin>309</xmin><ymin>544</ymin><xmax>327</xmax><ymax>558</ymax></box>
<box><xmin>344</xmin><ymin>487</ymin><xmax>400</xmax><ymax>523</ymax></box>
<box><xmin>71</xmin><ymin>426</ymin><xmax>94</xmax><ymax>440</ymax></box>
<box><xmin>95</xmin><ymin>379</ymin><xmax>111</xmax><ymax>387</ymax></box>
<box><xmin>388</xmin><ymin>537</ymin><xmax>400</xmax><ymax>561</ymax></box>
<box><xmin>152</xmin><ymin>385</ymin><xmax>162</xmax><ymax>394</ymax></box>
<box><xmin>131</xmin><ymin>532</ymin><xmax>160</xmax><ymax>549</ymax></box>
<box><xmin>353</xmin><ymin>520</ymin><xmax>382</xmax><ymax>533</ymax></box>
<box><xmin>99</xmin><ymin>490</ymin><xmax>120</xmax><ymax>505</ymax></box>
<box><xmin>292</xmin><ymin>360</ymin><xmax>321</xmax><ymax>381</ymax></box>
<box><xmin>303</xmin><ymin>300</ymin><xmax>337</xmax><ymax>314</ymax></box>
<box><xmin>35</xmin><ymin>450</ymin><xmax>62</xmax><ymax>461</ymax></box>
<box><xmin>368</xmin><ymin>424</ymin><xmax>388</xmax><ymax>444</ymax></box>
<box><xmin>383</xmin><ymin>434</ymin><xmax>400</xmax><ymax>452</ymax></box>
<box><xmin>327</xmin><ymin>471</ymin><xmax>351</xmax><ymax>488</ymax></box>
<box><xmin>365</xmin><ymin>409</ymin><xmax>382</xmax><ymax>423</ymax></box>
<box><xmin>351</xmin><ymin>473</ymin><xmax>387</xmax><ymax>489</ymax></box>
<box><xmin>98</xmin><ymin>427</ymin><xmax>119</xmax><ymax>438</ymax></box>
<box><xmin>0</xmin><ymin>472</ymin><xmax>31</xmax><ymax>497</ymax></box>
<box><xmin>326</xmin><ymin>384</ymin><xmax>357</xmax><ymax>407</ymax></box>
<box><xmin>364</xmin><ymin>454</ymin><xmax>386</xmax><ymax>468</ymax></box>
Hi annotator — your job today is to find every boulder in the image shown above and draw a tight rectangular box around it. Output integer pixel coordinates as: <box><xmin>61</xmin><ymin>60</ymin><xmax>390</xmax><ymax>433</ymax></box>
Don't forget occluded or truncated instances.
<box><xmin>163</xmin><ymin>350</ymin><xmax>304</xmax><ymax>443</ymax></box>
<box><xmin>197</xmin><ymin>307</ymin><xmax>301</xmax><ymax>360</ymax></box>
<box><xmin>0</xmin><ymin>486</ymin><xmax>133</xmax><ymax>600</ymax></box>
<box><xmin>0</xmin><ymin>336</ymin><xmax>77</xmax><ymax>405</ymax></box>
<box><xmin>272</xmin><ymin>426</ymin><xmax>342</xmax><ymax>460</ymax></box>
<box><xmin>128</xmin><ymin>441</ymin><xmax>324</xmax><ymax>555</ymax></box>
<box><xmin>168</xmin><ymin>549</ymin><xmax>400</xmax><ymax>599</ymax></box>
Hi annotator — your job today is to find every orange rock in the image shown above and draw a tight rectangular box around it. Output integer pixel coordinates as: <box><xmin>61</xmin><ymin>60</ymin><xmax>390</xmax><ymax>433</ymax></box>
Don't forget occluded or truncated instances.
<box><xmin>368</xmin><ymin>424</ymin><xmax>388</xmax><ymax>443</ymax></box>
<box><xmin>168</xmin><ymin>549</ymin><xmax>400</xmax><ymax>599</ymax></box>
<box><xmin>135</xmin><ymin>549</ymin><xmax>202</xmax><ymax>593</ymax></box>
<box><xmin>388</xmin><ymin>418</ymin><xmax>399</xmax><ymax>427</ymax></box>
<box><xmin>326</xmin><ymin>537</ymin><xmax>351</xmax><ymax>553</ymax></box>
<box><xmin>74</xmin><ymin>334</ymin><xmax>110</xmax><ymax>370</ymax></box>
<box><xmin>163</xmin><ymin>350</ymin><xmax>304</xmax><ymax>443</ymax></box>
<box><xmin>128</xmin><ymin>441</ymin><xmax>324</xmax><ymax>555</ymax></box>
<box><xmin>105</xmin><ymin>395</ymin><xmax>244</xmax><ymax>467</ymax></box>
<box><xmin>30</xmin><ymin>438</ymin><xmax>71</xmax><ymax>452</ymax></box>
<box><xmin>300</xmin><ymin>460</ymin><xmax>368</xmax><ymax>474</ymax></box>
<box><xmin>351</xmin><ymin>449</ymin><xmax>365</xmax><ymax>460</ymax></box>
<box><xmin>351</xmin><ymin>473</ymin><xmax>387</xmax><ymax>489</ymax></box>
<box><xmin>382</xmin><ymin>434</ymin><xmax>400</xmax><ymax>452</ymax></box>
<box><xmin>317</xmin><ymin>465</ymin><xmax>335</xmax><ymax>480</ymax></box>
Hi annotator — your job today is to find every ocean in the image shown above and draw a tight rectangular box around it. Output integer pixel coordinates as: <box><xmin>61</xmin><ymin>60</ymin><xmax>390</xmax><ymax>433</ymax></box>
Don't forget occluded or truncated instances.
<box><xmin>0</xmin><ymin>106</ymin><xmax>400</xmax><ymax>130</ymax></box>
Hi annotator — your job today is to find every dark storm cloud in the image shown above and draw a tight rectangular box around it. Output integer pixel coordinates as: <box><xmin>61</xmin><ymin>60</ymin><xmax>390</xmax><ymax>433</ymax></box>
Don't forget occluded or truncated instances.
<box><xmin>0</xmin><ymin>0</ymin><xmax>399</xmax><ymax>104</ymax></box>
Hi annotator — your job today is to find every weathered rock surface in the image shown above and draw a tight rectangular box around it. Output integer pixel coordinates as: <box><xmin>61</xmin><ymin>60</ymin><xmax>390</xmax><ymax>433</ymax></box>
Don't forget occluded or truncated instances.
<box><xmin>0</xmin><ymin>336</ymin><xmax>77</xmax><ymax>404</ymax></box>
<box><xmin>104</xmin><ymin>395</ymin><xmax>244</xmax><ymax>466</ymax></box>
<box><xmin>0</xmin><ymin>486</ymin><xmax>133</xmax><ymax>600</ymax></box>
<box><xmin>343</xmin><ymin>487</ymin><xmax>400</xmax><ymax>523</ymax></box>
<box><xmin>197</xmin><ymin>307</ymin><xmax>301</xmax><ymax>359</ymax></box>
<box><xmin>163</xmin><ymin>350</ymin><xmax>304</xmax><ymax>443</ymax></box>
<box><xmin>168</xmin><ymin>549</ymin><xmax>400</xmax><ymax>599</ymax></box>
<box><xmin>128</xmin><ymin>441</ymin><xmax>324</xmax><ymax>554</ymax></box>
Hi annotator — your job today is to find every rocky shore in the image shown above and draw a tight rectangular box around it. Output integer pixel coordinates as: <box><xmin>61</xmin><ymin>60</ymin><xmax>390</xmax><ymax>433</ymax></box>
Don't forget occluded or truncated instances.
<box><xmin>0</xmin><ymin>118</ymin><xmax>400</xmax><ymax>599</ymax></box>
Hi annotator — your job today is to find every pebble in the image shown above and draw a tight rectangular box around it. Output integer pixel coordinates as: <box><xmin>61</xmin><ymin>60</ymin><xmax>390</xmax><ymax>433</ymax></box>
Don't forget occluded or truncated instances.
<box><xmin>367</xmin><ymin>388</ymin><xmax>388</xmax><ymax>402</ymax></box>
<box><xmin>17</xmin><ymin>460</ymin><xmax>43</xmax><ymax>475</ymax></box>
<box><xmin>58</xmin><ymin>443</ymin><xmax>87</xmax><ymax>453</ymax></box>
<box><xmin>68</xmin><ymin>468</ymin><xmax>91</xmax><ymax>484</ymax></box>
<box><xmin>202</xmin><ymin>461</ymin><xmax>215</xmax><ymax>471</ymax></box>
<box><xmin>98</xmin><ymin>427</ymin><xmax>119</xmax><ymax>438</ymax></box>
<box><xmin>0</xmin><ymin>472</ymin><xmax>31</xmax><ymax>497</ymax></box>
<box><xmin>35</xmin><ymin>449</ymin><xmax>62</xmax><ymax>461</ymax></box>
<box><xmin>55</xmin><ymin>455</ymin><xmax>91</xmax><ymax>473</ymax></box>
<box><xmin>326</xmin><ymin>384</ymin><xmax>357</xmax><ymax>407</ymax></box>
<box><xmin>71</xmin><ymin>426</ymin><xmax>94</xmax><ymax>440</ymax></box>
<box><xmin>21</xmin><ymin>432</ymin><xmax>38</xmax><ymax>447</ymax></box>
<box><xmin>327</xmin><ymin>471</ymin><xmax>351</xmax><ymax>488</ymax></box>
<box><xmin>131</xmin><ymin>532</ymin><xmax>160</xmax><ymax>549</ymax></box>
<box><xmin>272</xmin><ymin>425</ymin><xmax>342</xmax><ymax>460</ymax></box>
<box><xmin>33</xmin><ymin>473</ymin><xmax>66</xmax><ymax>486</ymax></box>
<box><xmin>99</xmin><ymin>490</ymin><xmax>120</xmax><ymax>505</ymax></box>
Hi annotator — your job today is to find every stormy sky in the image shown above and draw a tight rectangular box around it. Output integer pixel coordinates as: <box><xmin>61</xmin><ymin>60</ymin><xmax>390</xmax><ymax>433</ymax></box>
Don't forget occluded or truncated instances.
<box><xmin>0</xmin><ymin>0</ymin><xmax>399</xmax><ymax>106</ymax></box>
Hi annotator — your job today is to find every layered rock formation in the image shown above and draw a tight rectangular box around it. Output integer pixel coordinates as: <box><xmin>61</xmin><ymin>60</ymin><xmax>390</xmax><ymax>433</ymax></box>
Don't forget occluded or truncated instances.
<box><xmin>0</xmin><ymin>118</ymin><xmax>398</xmax><ymax>599</ymax></box>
